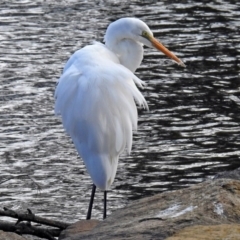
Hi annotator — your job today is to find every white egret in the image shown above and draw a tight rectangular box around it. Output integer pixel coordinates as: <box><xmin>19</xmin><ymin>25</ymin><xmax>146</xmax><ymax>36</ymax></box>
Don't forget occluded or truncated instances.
<box><xmin>54</xmin><ymin>17</ymin><xmax>185</xmax><ymax>220</ymax></box>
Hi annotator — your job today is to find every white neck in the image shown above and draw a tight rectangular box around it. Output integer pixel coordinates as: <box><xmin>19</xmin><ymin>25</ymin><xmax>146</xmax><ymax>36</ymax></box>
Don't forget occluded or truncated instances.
<box><xmin>111</xmin><ymin>39</ymin><xmax>143</xmax><ymax>73</ymax></box>
<box><xmin>104</xmin><ymin>18</ymin><xmax>145</xmax><ymax>73</ymax></box>
<box><xmin>105</xmin><ymin>39</ymin><xmax>143</xmax><ymax>73</ymax></box>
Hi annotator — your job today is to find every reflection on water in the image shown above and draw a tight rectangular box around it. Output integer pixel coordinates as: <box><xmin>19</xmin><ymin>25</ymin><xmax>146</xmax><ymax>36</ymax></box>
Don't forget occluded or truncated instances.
<box><xmin>0</xmin><ymin>0</ymin><xmax>240</xmax><ymax>221</ymax></box>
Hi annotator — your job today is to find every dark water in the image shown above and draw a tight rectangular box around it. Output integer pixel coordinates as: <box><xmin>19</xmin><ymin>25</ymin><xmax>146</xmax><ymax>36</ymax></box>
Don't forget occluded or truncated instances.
<box><xmin>0</xmin><ymin>0</ymin><xmax>240</xmax><ymax>222</ymax></box>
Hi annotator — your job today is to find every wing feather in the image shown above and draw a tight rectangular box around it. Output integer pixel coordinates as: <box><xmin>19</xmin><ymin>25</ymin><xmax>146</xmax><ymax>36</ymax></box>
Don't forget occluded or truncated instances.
<box><xmin>54</xmin><ymin>43</ymin><xmax>148</xmax><ymax>189</ymax></box>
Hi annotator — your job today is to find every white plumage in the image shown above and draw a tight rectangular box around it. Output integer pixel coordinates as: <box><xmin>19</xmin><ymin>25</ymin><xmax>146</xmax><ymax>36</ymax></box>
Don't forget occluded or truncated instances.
<box><xmin>55</xmin><ymin>42</ymin><xmax>148</xmax><ymax>190</ymax></box>
<box><xmin>54</xmin><ymin>17</ymin><xmax>185</xmax><ymax>218</ymax></box>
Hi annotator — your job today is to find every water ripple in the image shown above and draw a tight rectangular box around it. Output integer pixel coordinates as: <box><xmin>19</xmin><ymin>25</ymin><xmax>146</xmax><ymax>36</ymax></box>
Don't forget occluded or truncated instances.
<box><xmin>0</xmin><ymin>0</ymin><xmax>240</xmax><ymax>221</ymax></box>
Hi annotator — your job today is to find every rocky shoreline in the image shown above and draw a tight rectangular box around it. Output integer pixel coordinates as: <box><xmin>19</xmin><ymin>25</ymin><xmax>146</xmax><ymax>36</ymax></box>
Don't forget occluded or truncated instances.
<box><xmin>2</xmin><ymin>168</ymin><xmax>240</xmax><ymax>240</ymax></box>
<box><xmin>59</xmin><ymin>168</ymin><xmax>240</xmax><ymax>240</ymax></box>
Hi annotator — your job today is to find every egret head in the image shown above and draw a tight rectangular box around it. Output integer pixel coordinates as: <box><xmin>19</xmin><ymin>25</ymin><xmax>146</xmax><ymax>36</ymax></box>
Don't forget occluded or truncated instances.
<box><xmin>104</xmin><ymin>18</ymin><xmax>185</xmax><ymax>68</ymax></box>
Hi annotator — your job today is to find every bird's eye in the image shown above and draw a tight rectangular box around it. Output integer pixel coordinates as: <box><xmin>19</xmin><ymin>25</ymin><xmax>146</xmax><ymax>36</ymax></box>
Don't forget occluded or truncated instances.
<box><xmin>142</xmin><ymin>31</ymin><xmax>149</xmax><ymax>39</ymax></box>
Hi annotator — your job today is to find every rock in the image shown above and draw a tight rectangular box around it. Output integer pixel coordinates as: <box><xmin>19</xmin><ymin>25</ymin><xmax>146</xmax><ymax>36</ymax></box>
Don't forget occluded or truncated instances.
<box><xmin>214</xmin><ymin>166</ymin><xmax>240</xmax><ymax>180</ymax></box>
<box><xmin>61</xmin><ymin>178</ymin><xmax>240</xmax><ymax>240</ymax></box>
<box><xmin>59</xmin><ymin>219</ymin><xmax>100</xmax><ymax>240</ymax></box>
<box><xmin>165</xmin><ymin>224</ymin><xmax>240</xmax><ymax>240</ymax></box>
<box><xmin>0</xmin><ymin>230</ymin><xmax>26</xmax><ymax>240</ymax></box>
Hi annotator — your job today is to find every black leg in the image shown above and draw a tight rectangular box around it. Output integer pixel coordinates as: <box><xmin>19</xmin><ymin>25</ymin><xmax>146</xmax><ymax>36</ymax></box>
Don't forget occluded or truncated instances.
<box><xmin>103</xmin><ymin>190</ymin><xmax>107</xmax><ymax>219</ymax></box>
<box><xmin>86</xmin><ymin>184</ymin><xmax>96</xmax><ymax>220</ymax></box>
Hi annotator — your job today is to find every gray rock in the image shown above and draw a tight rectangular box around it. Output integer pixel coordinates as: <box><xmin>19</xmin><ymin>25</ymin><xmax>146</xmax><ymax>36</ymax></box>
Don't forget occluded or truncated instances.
<box><xmin>59</xmin><ymin>220</ymin><xmax>100</xmax><ymax>240</ymax></box>
<box><xmin>214</xmin><ymin>167</ymin><xmax>240</xmax><ymax>180</ymax></box>
<box><xmin>61</xmin><ymin>178</ymin><xmax>240</xmax><ymax>240</ymax></box>
<box><xmin>165</xmin><ymin>224</ymin><xmax>240</xmax><ymax>240</ymax></box>
<box><xmin>0</xmin><ymin>230</ymin><xmax>26</xmax><ymax>240</ymax></box>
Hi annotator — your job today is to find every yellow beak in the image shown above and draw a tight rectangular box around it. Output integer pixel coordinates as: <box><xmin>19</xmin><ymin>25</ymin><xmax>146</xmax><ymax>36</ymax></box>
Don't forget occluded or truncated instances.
<box><xmin>150</xmin><ymin>37</ymin><xmax>186</xmax><ymax>67</ymax></box>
